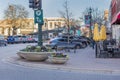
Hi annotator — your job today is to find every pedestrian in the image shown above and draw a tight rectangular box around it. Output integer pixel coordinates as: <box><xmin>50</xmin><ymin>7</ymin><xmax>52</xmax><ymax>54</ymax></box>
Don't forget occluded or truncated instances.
<box><xmin>90</xmin><ymin>38</ymin><xmax>95</xmax><ymax>49</ymax></box>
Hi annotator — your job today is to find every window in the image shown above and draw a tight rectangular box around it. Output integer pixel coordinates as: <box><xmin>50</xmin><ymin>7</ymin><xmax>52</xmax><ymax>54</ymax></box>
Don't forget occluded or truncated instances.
<box><xmin>58</xmin><ymin>22</ymin><xmax>61</xmax><ymax>26</ymax></box>
<box><xmin>50</xmin><ymin>22</ymin><xmax>53</xmax><ymax>28</ymax></box>
<box><xmin>54</xmin><ymin>22</ymin><xmax>57</xmax><ymax>26</ymax></box>
<box><xmin>64</xmin><ymin>39</ymin><xmax>68</xmax><ymax>42</ymax></box>
<box><xmin>45</xmin><ymin>23</ymin><xmax>47</xmax><ymax>27</ymax></box>
<box><xmin>59</xmin><ymin>39</ymin><xmax>64</xmax><ymax>42</ymax></box>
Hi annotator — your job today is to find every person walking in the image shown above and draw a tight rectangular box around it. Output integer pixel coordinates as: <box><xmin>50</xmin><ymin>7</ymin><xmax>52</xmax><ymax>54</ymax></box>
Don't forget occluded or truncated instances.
<box><xmin>90</xmin><ymin>38</ymin><xmax>95</xmax><ymax>49</ymax></box>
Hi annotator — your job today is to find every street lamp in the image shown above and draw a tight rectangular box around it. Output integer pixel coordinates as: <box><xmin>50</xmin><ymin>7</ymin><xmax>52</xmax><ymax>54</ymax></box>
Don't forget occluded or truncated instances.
<box><xmin>45</xmin><ymin>22</ymin><xmax>49</xmax><ymax>39</ymax></box>
<box><xmin>89</xmin><ymin>7</ymin><xmax>92</xmax><ymax>38</ymax></box>
<box><xmin>54</xmin><ymin>23</ymin><xmax>58</xmax><ymax>36</ymax></box>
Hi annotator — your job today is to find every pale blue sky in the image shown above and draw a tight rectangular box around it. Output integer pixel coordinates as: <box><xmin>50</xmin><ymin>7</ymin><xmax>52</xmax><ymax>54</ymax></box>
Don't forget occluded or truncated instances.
<box><xmin>0</xmin><ymin>0</ymin><xmax>111</xmax><ymax>19</ymax></box>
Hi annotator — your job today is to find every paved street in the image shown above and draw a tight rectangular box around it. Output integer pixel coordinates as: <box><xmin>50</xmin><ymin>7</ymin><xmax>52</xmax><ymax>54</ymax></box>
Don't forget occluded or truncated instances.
<box><xmin>1</xmin><ymin>63</ymin><xmax>120</xmax><ymax>80</ymax></box>
<box><xmin>0</xmin><ymin>43</ymin><xmax>120</xmax><ymax>80</ymax></box>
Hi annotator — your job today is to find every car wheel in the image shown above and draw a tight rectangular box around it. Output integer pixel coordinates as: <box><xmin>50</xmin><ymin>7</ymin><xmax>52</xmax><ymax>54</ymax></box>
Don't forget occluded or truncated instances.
<box><xmin>82</xmin><ymin>42</ymin><xmax>87</xmax><ymax>48</ymax></box>
<box><xmin>4</xmin><ymin>44</ymin><xmax>7</xmax><ymax>46</ymax></box>
<box><xmin>75</xmin><ymin>45</ymin><xmax>80</xmax><ymax>49</ymax></box>
<box><xmin>54</xmin><ymin>45</ymin><xmax>57</xmax><ymax>49</ymax></box>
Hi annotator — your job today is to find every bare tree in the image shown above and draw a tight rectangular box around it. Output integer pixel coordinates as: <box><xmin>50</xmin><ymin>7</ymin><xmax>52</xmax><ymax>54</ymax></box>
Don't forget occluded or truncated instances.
<box><xmin>59</xmin><ymin>0</ymin><xmax>73</xmax><ymax>33</ymax></box>
<box><xmin>92</xmin><ymin>8</ymin><xmax>104</xmax><ymax>25</ymax></box>
<box><xmin>4</xmin><ymin>4</ymin><xmax>28</xmax><ymax>35</ymax></box>
<box><xmin>83</xmin><ymin>7</ymin><xmax>104</xmax><ymax>26</ymax></box>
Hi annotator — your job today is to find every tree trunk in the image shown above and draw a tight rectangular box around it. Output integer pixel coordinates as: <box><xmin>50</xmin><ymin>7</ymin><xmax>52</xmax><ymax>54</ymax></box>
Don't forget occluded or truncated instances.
<box><xmin>8</xmin><ymin>27</ymin><xmax>11</xmax><ymax>36</ymax></box>
<box><xmin>2</xmin><ymin>27</ymin><xmax>4</xmax><ymax>35</ymax></box>
<box><xmin>12</xmin><ymin>27</ymin><xmax>17</xmax><ymax>35</ymax></box>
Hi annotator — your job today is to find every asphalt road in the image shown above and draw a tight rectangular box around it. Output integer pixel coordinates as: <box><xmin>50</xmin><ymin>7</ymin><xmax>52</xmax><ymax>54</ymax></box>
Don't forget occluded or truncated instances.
<box><xmin>0</xmin><ymin>43</ymin><xmax>120</xmax><ymax>80</ymax></box>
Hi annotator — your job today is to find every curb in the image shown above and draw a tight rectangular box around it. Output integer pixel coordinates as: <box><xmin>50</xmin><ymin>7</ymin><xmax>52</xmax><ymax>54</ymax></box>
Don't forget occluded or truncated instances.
<box><xmin>2</xmin><ymin>57</ymin><xmax>120</xmax><ymax>75</ymax></box>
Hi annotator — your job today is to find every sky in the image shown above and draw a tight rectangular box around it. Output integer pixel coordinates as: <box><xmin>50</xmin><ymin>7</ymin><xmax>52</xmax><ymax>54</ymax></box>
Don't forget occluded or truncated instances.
<box><xmin>0</xmin><ymin>0</ymin><xmax>111</xmax><ymax>20</ymax></box>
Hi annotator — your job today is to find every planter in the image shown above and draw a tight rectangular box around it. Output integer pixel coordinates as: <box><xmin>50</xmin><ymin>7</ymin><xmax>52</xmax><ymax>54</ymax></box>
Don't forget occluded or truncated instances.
<box><xmin>16</xmin><ymin>52</ymin><xmax>25</xmax><ymax>59</ymax></box>
<box><xmin>48</xmin><ymin>56</ymin><xmax>69</xmax><ymax>64</ymax></box>
<box><xmin>17</xmin><ymin>51</ymin><xmax>52</xmax><ymax>61</ymax></box>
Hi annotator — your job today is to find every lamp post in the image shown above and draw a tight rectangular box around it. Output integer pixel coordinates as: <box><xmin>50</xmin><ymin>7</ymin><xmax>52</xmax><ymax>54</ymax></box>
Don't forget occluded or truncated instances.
<box><xmin>45</xmin><ymin>22</ymin><xmax>48</xmax><ymax>39</ymax></box>
<box><xmin>89</xmin><ymin>7</ymin><xmax>92</xmax><ymax>38</ymax></box>
<box><xmin>54</xmin><ymin>23</ymin><xmax>60</xmax><ymax>36</ymax></box>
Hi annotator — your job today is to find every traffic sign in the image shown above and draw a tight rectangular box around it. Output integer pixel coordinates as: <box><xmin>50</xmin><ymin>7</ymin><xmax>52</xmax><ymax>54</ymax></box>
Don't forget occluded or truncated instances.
<box><xmin>34</xmin><ymin>9</ymin><xmax>43</xmax><ymax>24</ymax></box>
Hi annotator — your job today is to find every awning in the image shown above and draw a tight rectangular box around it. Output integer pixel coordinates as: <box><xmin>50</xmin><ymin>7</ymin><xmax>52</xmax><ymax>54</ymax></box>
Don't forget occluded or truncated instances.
<box><xmin>111</xmin><ymin>11</ymin><xmax>120</xmax><ymax>24</ymax></box>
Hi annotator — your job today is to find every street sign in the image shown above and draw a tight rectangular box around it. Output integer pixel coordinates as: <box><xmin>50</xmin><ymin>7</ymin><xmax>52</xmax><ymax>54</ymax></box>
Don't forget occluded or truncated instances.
<box><xmin>84</xmin><ymin>15</ymin><xmax>91</xmax><ymax>27</ymax></box>
<box><xmin>34</xmin><ymin>9</ymin><xmax>43</xmax><ymax>24</ymax></box>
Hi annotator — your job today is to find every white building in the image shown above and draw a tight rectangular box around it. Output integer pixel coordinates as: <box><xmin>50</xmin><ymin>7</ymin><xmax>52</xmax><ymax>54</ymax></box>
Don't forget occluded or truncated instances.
<box><xmin>0</xmin><ymin>17</ymin><xmax>66</xmax><ymax>36</ymax></box>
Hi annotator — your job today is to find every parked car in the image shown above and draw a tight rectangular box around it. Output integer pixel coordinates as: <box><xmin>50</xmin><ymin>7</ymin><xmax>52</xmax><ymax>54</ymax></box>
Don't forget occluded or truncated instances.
<box><xmin>47</xmin><ymin>37</ymin><xmax>83</xmax><ymax>49</ymax></box>
<box><xmin>7</xmin><ymin>35</ymin><xmax>36</xmax><ymax>44</ymax></box>
<box><xmin>14</xmin><ymin>36</ymin><xmax>22</xmax><ymax>43</ymax></box>
<box><xmin>77</xmin><ymin>36</ymin><xmax>92</xmax><ymax>45</ymax></box>
<box><xmin>21</xmin><ymin>36</ymin><xmax>28</xmax><ymax>43</ymax></box>
<box><xmin>32</xmin><ymin>37</ymin><xmax>38</xmax><ymax>43</ymax></box>
<box><xmin>26</xmin><ymin>36</ymin><xmax>36</xmax><ymax>43</ymax></box>
<box><xmin>0</xmin><ymin>35</ymin><xmax>7</xmax><ymax>46</ymax></box>
<box><xmin>7</xmin><ymin>36</ymin><xmax>22</xmax><ymax>44</ymax></box>
<box><xmin>58</xmin><ymin>35</ymin><xmax>88</xmax><ymax>48</ymax></box>
<box><xmin>71</xmin><ymin>38</ymin><xmax>87</xmax><ymax>48</ymax></box>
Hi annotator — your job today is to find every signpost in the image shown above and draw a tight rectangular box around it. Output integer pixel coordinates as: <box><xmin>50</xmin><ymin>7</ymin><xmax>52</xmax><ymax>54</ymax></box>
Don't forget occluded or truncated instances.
<box><xmin>34</xmin><ymin>9</ymin><xmax>43</xmax><ymax>46</ymax></box>
<box><xmin>34</xmin><ymin>9</ymin><xmax>43</xmax><ymax>24</ymax></box>
<box><xmin>29</xmin><ymin>0</ymin><xmax>43</xmax><ymax>46</ymax></box>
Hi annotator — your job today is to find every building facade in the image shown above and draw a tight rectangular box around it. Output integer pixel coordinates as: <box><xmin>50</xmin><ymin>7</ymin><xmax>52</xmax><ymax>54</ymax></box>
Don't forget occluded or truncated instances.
<box><xmin>43</xmin><ymin>17</ymin><xmax>65</xmax><ymax>31</ymax></box>
<box><xmin>0</xmin><ymin>18</ymin><xmax>36</xmax><ymax>36</ymax></box>
<box><xmin>110</xmin><ymin>0</ymin><xmax>120</xmax><ymax>42</ymax></box>
<box><xmin>0</xmin><ymin>17</ymin><xmax>65</xmax><ymax>36</ymax></box>
<box><xmin>111</xmin><ymin>0</ymin><xmax>120</xmax><ymax>24</ymax></box>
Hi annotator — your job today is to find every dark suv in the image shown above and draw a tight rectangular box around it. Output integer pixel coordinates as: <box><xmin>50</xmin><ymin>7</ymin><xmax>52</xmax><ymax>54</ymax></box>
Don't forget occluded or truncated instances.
<box><xmin>59</xmin><ymin>35</ymin><xmax>88</xmax><ymax>48</ymax></box>
<box><xmin>47</xmin><ymin>37</ymin><xmax>83</xmax><ymax>49</ymax></box>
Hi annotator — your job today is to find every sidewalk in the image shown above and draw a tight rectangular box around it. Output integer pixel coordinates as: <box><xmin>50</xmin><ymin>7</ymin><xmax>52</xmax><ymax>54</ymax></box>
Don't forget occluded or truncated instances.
<box><xmin>3</xmin><ymin>47</ymin><xmax>120</xmax><ymax>74</ymax></box>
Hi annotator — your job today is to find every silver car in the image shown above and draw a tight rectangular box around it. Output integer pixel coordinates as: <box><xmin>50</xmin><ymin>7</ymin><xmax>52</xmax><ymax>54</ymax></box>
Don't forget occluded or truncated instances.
<box><xmin>47</xmin><ymin>37</ymin><xmax>83</xmax><ymax>49</ymax></box>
